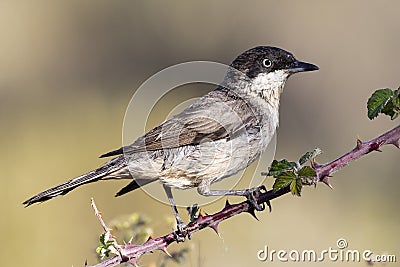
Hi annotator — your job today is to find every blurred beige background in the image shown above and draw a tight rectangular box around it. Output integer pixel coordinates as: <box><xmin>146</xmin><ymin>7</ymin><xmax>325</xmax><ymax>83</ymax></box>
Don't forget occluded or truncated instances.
<box><xmin>1</xmin><ymin>1</ymin><xmax>399</xmax><ymax>266</ymax></box>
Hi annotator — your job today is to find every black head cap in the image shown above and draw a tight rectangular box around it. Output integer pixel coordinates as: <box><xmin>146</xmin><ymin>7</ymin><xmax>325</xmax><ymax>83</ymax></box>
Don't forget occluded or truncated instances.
<box><xmin>230</xmin><ymin>46</ymin><xmax>319</xmax><ymax>79</ymax></box>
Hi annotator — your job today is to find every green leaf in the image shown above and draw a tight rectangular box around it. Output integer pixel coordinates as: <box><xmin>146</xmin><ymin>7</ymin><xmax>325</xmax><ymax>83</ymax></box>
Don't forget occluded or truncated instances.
<box><xmin>268</xmin><ymin>159</ymin><xmax>296</xmax><ymax>177</ymax></box>
<box><xmin>290</xmin><ymin>178</ymin><xmax>302</xmax><ymax>197</ymax></box>
<box><xmin>299</xmin><ymin>152</ymin><xmax>313</xmax><ymax>165</ymax></box>
<box><xmin>188</xmin><ymin>204</ymin><xmax>199</xmax><ymax>222</ymax></box>
<box><xmin>279</xmin><ymin>171</ymin><xmax>297</xmax><ymax>179</ymax></box>
<box><xmin>298</xmin><ymin>166</ymin><xmax>316</xmax><ymax>178</ymax></box>
<box><xmin>99</xmin><ymin>233</ymin><xmax>106</xmax><ymax>245</ymax></box>
<box><xmin>367</xmin><ymin>88</ymin><xmax>394</xmax><ymax>120</ymax></box>
<box><xmin>376</xmin><ymin>88</ymin><xmax>400</xmax><ymax>120</ymax></box>
<box><xmin>381</xmin><ymin>100</ymin><xmax>396</xmax><ymax>119</ymax></box>
<box><xmin>393</xmin><ymin>92</ymin><xmax>400</xmax><ymax>110</ymax></box>
<box><xmin>389</xmin><ymin>89</ymin><xmax>400</xmax><ymax>120</ymax></box>
<box><xmin>273</xmin><ymin>171</ymin><xmax>296</xmax><ymax>191</ymax></box>
<box><xmin>298</xmin><ymin>148</ymin><xmax>322</xmax><ymax>166</ymax></box>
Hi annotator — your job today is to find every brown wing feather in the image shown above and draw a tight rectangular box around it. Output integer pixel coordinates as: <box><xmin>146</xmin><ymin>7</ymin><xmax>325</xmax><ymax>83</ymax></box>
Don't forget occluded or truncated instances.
<box><xmin>101</xmin><ymin>88</ymin><xmax>258</xmax><ymax>156</ymax></box>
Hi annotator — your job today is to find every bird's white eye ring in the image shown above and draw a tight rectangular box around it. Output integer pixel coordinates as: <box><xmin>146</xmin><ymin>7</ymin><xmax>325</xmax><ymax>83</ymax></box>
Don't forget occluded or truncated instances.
<box><xmin>262</xmin><ymin>58</ymin><xmax>272</xmax><ymax>68</ymax></box>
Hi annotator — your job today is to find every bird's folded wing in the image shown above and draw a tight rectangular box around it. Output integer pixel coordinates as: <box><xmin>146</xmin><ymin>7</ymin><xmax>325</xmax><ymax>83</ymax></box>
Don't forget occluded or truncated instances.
<box><xmin>100</xmin><ymin>90</ymin><xmax>258</xmax><ymax>157</ymax></box>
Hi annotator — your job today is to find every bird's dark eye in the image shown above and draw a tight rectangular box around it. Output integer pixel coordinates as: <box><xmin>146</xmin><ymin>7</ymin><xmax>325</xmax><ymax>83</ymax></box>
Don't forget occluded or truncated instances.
<box><xmin>262</xmin><ymin>58</ymin><xmax>272</xmax><ymax>68</ymax></box>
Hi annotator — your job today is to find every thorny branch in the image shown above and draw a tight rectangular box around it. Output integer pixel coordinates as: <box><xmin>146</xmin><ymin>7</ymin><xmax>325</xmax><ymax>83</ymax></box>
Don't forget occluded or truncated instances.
<box><xmin>315</xmin><ymin>125</ymin><xmax>400</xmax><ymax>187</ymax></box>
<box><xmin>86</xmin><ymin>124</ymin><xmax>400</xmax><ymax>267</ymax></box>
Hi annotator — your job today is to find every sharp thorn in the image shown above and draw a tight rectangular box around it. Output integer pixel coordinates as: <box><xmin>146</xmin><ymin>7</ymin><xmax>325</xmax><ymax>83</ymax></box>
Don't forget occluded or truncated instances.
<box><xmin>375</xmin><ymin>148</ymin><xmax>383</xmax><ymax>152</ymax></box>
<box><xmin>84</xmin><ymin>259</ymin><xmax>88</xmax><ymax>267</ymax></box>
<box><xmin>393</xmin><ymin>140</ymin><xmax>400</xmax><ymax>149</ymax></box>
<box><xmin>266</xmin><ymin>200</ymin><xmax>272</xmax><ymax>212</ymax></box>
<box><xmin>209</xmin><ymin>223</ymin><xmax>221</xmax><ymax>237</ymax></box>
<box><xmin>146</xmin><ymin>235</ymin><xmax>153</xmax><ymax>242</ymax></box>
<box><xmin>198</xmin><ymin>209</ymin><xmax>206</xmax><ymax>217</ymax></box>
<box><xmin>161</xmin><ymin>247</ymin><xmax>172</xmax><ymax>257</ymax></box>
<box><xmin>129</xmin><ymin>258</ymin><xmax>138</xmax><ymax>267</ymax></box>
<box><xmin>356</xmin><ymin>136</ymin><xmax>362</xmax><ymax>148</ymax></box>
<box><xmin>247</xmin><ymin>208</ymin><xmax>259</xmax><ymax>221</ymax></box>
<box><xmin>322</xmin><ymin>177</ymin><xmax>334</xmax><ymax>190</ymax></box>
<box><xmin>225</xmin><ymin>198</ymin><xmax>231</xmax><ymax>208</ymax></box>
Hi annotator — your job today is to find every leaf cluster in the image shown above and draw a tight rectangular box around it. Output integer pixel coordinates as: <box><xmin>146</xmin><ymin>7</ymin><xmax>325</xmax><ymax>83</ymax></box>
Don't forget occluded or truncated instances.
<box><xmin>266</xmin><ymin>148</ymin><xmax>321</xmax><ymax>196</ymax></box>
<box><xmin>96</xmin><ymin>233</ymin><xmax>119</xmax><ymax>259</ymax></box>
<box><xmin>367</xmin><ymin>88</ymin><xmax>400</xmax><ymax>120</ymax></box>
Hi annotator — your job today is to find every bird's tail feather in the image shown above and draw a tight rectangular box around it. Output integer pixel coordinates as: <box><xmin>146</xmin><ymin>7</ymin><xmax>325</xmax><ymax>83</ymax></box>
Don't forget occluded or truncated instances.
<box><xmin>115</xmin><ymin>178</ymin><xmax>157</xmax><ymax>197</ymax></box>
<box><xmin>23</xmin><ymin>156</ymin><xmax>127</xmax><ymax>207</ymax></box>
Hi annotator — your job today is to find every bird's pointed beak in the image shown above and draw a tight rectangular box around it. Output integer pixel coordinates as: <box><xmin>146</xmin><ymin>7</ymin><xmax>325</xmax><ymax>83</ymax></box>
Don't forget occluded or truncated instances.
<box><xmin>289</xmin><ymin>61</ymin><xmax>319</xmax><ymax>73</ymax></box>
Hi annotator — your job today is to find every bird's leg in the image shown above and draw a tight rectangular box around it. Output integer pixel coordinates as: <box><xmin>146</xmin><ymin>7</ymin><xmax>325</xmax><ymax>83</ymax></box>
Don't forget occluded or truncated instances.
<box><xmin>197</xmin><ymin>184</ymin><xmax>269</xmax><ymax>211</ymax></box>
<box><xmin>162</xmin><ymin>184</ymin><xmax>185</xmax><ymax>242</ymax></box>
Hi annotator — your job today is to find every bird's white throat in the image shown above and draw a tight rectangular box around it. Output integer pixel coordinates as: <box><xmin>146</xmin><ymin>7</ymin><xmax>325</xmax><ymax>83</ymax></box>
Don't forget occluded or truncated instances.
<box><xmin>248</xmin><ymin>70</ymin><xmax>290</xmax><ymax>108</ymax></box>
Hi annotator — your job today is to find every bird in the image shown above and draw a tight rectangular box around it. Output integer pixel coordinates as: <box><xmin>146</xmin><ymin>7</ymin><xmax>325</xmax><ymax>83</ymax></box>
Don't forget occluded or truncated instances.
<box><xmin>23</xmin><ymin>46</ymin><xmax>318</xmax><ymax>235</ymax></box>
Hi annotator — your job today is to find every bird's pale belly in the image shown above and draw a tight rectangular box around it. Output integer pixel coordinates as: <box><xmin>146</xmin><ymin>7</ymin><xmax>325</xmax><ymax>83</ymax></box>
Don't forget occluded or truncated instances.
<box><xmin>126</xmin><ymin>128</ymin><xmax>273</xmax><ymax>190</ymax></box>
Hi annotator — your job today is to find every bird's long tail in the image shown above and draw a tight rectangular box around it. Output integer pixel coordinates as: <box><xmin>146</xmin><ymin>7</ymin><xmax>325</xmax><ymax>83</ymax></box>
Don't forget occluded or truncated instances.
<box><xmin>23</xmin><ymin>156</ymin><xmax>129</xmax><ymax>207</ymax></box>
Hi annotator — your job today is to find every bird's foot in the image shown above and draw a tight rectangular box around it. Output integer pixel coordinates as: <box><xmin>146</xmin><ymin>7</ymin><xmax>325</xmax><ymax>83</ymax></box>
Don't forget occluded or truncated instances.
<box><xmin>245</xmin><ymin>185</ymin><xmax>269</xmax><ymax>211</ymax></box>
<box><xmin>173</xmin><ymin>220</ymin><xmax>186</xmax><ymax>242</ymax></box>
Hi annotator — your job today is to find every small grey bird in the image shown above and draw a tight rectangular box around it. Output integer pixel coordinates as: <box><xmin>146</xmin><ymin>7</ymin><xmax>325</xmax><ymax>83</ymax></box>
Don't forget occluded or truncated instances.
<box><xmin>24</xmin><ymin>46</ymin><xmax>318</xmax><ymax>233</ymax></box>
